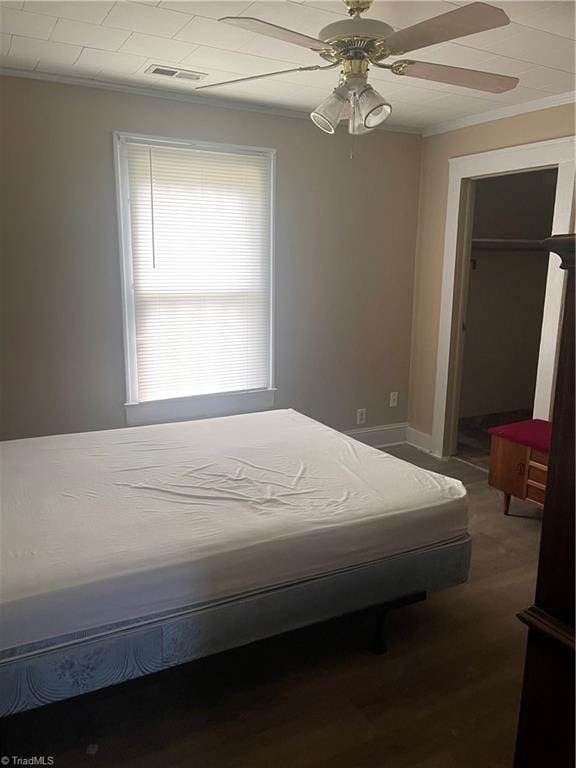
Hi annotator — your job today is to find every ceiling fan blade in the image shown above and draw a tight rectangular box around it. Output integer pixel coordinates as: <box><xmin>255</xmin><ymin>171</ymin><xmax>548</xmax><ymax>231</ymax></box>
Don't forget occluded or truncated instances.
<box><xmin>195</xmin><ymin>64</ymin><xmax>337</xmax><ymax>91</ymax></box>
<box><xmin>384</xmin><ymin>2</ymin><xmax>510</xmax><ymax>55</ymax></box>
<box><xmin>392</xmin><ymin>60</ymin><xmax>519</xmax><ymax>93</ymax></box>
<box><xmin>220</xmin><ymin>16</ymin><xmax>330</xmax><ymax>51</ymax></box>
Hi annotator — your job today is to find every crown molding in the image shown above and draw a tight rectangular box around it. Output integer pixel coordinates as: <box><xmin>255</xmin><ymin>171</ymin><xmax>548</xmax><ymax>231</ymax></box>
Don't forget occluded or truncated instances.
<box><xmin>422</xmin><ymin>91</ymin><xmax>576</xmax><ymax>138</ymax></box>
<box><xmin>0</xmin><ymin>67</ymin><xmax>419</xmax><ymax>134</ymax></box>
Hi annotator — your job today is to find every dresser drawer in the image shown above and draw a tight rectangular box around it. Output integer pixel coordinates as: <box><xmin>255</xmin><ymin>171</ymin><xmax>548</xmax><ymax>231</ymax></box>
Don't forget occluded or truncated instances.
<box><xmin>530</xmin><ymin>448</ymin><xmax>548</xmax><ymax>467</ymax></box>
<box><xmin>527</xmin><ymin>463</ymin><xmax>547</xmax><ymax>486</ymax></box>
<box><xmin>526</xmin><ymin>481</ymin><xmax>546</xmax><ymax>507</ymax></box>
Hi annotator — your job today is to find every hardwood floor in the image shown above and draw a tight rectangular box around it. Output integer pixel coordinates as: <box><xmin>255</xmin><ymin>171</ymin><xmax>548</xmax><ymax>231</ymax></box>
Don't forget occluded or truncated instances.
<box><xmin>0</xmin><ymin>446</ymin><xmax>542</xmax><ymax>768</ymax></box>
<box><xmin>456</xmin><ymin>410</ymin><xmax>533</xmax><ymax>471</ymax></box>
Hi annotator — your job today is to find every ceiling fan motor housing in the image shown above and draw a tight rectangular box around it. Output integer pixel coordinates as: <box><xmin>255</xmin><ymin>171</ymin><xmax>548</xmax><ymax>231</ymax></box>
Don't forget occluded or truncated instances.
<box><xmin>319</xmin><ymin>17</ymin><xmax>394</xmax><ymax>43</ymax></box>
<box><xmin>318</xmin><ymin>17</ymin><xmax>395</xmax><ymax>64</ymax></box>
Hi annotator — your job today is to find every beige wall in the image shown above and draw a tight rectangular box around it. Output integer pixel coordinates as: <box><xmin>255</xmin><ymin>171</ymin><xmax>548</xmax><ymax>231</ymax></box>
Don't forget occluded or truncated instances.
<box><xmin>0</xmin><ymin>75</ymin><xmax>422</xmax><ymax>440</ymax></box>
<box><xmin>408</xmin><ymin>103</ymin><xmax>576</xmax><ymax>435</ymax></box>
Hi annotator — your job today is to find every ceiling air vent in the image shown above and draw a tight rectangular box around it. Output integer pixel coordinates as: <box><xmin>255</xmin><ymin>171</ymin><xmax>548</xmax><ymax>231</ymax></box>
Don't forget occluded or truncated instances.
<box><xmin>145</xmin><ymin>64</ymin><xmax>208</xmax><ymax>82</ymax></box>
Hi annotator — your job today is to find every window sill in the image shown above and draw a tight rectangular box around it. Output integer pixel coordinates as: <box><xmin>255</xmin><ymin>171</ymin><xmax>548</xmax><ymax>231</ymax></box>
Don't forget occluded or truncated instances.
<box><xmin>125</xmin><ymin>388</ymin><xmax>276</xmax><ymax>427</ymax></box>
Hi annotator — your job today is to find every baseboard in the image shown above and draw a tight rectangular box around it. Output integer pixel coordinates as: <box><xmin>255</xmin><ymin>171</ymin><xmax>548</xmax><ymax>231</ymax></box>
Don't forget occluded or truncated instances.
<box><xmin>405</xmin><ymin>427</ymin><xmax>435</xmax><ymax>454</ymax></box>
<box><xmin>346</xmin><ymin>423</ymin><xmax>437</xmax><ymax>454</ymax></box>
<box><xmin>346</xmin><ymin>422</ymin><xmax>408</xmax><ymax>448</ymax></box>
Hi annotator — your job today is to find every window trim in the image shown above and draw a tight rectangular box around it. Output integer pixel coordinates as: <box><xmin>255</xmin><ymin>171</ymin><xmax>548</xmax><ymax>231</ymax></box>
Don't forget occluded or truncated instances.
<box><xmin>114</xmin><ymin>131</ymin><xmax>277</xmax><ymax>424</ymax></box>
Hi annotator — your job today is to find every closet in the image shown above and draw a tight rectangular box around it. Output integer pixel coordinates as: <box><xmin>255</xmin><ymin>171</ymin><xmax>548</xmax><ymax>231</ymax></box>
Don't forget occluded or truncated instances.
<box><xmin>456</xmin><ymin>168</ymin><xmax>557</xmax><ymax>468</ymax></box>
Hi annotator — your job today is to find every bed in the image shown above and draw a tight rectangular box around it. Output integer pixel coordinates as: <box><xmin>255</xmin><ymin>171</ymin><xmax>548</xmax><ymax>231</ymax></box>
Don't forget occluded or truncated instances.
<box><xmin>0</xmin><ymin>409</ymin><xmax>470</xmax><ymax>716</ymax></box>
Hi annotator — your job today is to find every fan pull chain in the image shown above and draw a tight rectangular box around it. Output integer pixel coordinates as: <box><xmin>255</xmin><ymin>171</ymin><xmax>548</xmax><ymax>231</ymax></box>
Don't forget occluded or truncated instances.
<box><xmin>350</xmin><ymin>95</ymin><xmax>356</xmax><ymax>160</ymax></box>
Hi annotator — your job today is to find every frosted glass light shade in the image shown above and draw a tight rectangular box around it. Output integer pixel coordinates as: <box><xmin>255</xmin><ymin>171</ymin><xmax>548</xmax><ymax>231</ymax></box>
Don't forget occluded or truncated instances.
<box><xmin>357</xmin><ymin>86</ymin><xmax>392</xmax><ymax>128</ymax></box>
<box><xmin>310</xmin><ymin>88</ymin><xmax>348</xmax><ymax>134</ymax></box>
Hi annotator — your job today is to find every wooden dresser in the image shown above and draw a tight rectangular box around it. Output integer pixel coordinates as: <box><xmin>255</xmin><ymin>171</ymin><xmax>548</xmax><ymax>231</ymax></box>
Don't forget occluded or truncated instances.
<box><xmin>514</xmin><ymin>234</ymin><xmax>575</xmax><ymax>767</ymax></box>
<box><xmin>488</xmin><ymin>419</ymin><xmax>551</xmax><ymax>513</ymax></box>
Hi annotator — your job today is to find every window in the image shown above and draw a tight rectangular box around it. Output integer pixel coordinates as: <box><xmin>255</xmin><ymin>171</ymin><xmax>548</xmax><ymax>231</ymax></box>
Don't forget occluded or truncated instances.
<box><xmin>115</xmin><ymin>134</ymin><xmax>275</xmax><ymax>424</ymax></box>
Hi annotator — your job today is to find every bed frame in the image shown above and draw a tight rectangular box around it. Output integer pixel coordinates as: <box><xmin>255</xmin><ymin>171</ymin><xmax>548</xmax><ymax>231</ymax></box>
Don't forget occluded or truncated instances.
<box><xmin>0</xmin><ymin>534</ymin><xmax>470</xmax><ymax>716</ymax></box>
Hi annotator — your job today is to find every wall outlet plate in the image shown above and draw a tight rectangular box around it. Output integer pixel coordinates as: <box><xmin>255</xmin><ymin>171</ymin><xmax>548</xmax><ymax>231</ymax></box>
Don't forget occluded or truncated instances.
<box><xmin>389</xmin><ymin>392</ymin><xmax>398</xmax><ymax>407</ymax></box>
<box><xmin>356</xmin><ymin>408</ymin><xmax>367</xmax><ymax>426</ymax></box>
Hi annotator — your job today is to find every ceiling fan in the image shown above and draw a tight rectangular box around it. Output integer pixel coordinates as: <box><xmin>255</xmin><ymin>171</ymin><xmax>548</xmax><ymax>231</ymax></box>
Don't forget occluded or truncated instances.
<box><xmin>195</xmin><ymin>0</ymin><xmax>519</xmax><ymax>135</ymax></box>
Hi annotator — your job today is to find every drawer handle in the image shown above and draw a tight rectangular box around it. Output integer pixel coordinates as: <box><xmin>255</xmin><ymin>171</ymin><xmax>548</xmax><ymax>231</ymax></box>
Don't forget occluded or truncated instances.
<box><xmin>516</xmin><ymin>462</ymin><xmax>525</xmax><ymax>475</ymax></box>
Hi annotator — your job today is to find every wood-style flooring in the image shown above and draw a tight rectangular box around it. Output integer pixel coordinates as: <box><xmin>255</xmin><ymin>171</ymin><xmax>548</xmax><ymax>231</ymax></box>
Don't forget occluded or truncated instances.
<box><xmin>0</xmin><ymin>446</ymin><xmax>542</xmax><ymax>767</ymax></box>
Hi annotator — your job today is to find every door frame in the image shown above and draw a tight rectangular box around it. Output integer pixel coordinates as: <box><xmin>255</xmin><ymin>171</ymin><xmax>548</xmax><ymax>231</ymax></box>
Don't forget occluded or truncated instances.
<box><xmin>432</xmin><ymin>136</ymin><xmax>575</xmax><ymax>458</ymax></box>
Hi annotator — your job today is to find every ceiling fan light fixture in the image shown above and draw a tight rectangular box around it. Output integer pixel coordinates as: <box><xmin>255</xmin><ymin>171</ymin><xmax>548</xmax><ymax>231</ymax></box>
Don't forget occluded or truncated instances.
<box><xmin>357</xmin><ymin>85</ymin><xmax>392</xmax><ymax>128</ymax></box>
<box><xmin>310</xmin><ymin>86</ymin><xmax>348</xmax><ymax>134</ymax></box>
<box><xmin>213</xmin><ymin>2</ymin><xmax>517</xmax><ymax>138</ymax></box>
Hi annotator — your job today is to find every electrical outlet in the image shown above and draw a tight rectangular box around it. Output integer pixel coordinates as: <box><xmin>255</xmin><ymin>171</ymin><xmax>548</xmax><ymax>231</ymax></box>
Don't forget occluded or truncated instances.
<box><xmin>356</xmin><ymin>408</ymin><xmax>366</xmax><ymax>426</ymax></box>
<box><xmin>389</xmin><ymin>392</ymin><xmax>398</xmax><ymax>408</ymax></box>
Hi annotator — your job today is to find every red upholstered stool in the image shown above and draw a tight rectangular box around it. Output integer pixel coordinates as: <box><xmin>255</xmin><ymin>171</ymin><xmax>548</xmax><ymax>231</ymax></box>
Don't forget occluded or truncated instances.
<box><xmin>488</xmin><ymin>419</ymin><xmax>552</xmax><ymax>514</ymax></box>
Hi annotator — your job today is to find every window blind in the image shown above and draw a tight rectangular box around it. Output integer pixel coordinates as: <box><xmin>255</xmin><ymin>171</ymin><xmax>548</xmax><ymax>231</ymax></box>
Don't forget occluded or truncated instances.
<box><xmin>123</xmin><ymin>139</ymin><xmax>273</xmax><ymax>404</ymax></box>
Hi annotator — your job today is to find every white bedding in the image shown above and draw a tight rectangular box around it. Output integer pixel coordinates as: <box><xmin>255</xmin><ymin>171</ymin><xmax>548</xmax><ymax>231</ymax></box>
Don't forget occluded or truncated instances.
<box><xmin>1</xmin><ymin>409</ymin><xmax>467</xmax><ymax>650</ymax></box>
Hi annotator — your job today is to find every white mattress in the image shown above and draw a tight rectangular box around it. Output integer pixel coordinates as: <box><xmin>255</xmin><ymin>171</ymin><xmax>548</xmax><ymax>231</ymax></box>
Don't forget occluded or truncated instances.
<box><xmin>0</xmin><ymin>409</ymin><xmax>468</xmax><ymax>650</ymax></box>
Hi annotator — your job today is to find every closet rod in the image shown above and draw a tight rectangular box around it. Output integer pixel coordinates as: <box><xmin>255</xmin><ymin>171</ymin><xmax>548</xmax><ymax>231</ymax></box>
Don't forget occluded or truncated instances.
<box><xmin>471</xmin><ymin>238</ymin><xmax>547</xmax><ymax>252</ymax></box>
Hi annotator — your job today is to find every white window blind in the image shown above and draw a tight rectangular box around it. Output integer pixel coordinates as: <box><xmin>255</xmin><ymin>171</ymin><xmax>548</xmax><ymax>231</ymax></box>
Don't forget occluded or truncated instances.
<box><xmin>118</xmin><ymin>136</ymin><xmax>274</xmax><ymax>406</ymax></box>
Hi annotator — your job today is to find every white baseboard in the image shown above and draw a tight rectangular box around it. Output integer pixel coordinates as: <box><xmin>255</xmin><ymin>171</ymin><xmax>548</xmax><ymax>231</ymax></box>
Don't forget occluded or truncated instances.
<box><xmin>345</xmin><ymin>423</ymin><xmax>438</xmax><ymax>455</ymax></box>
<box><xmin>345</xmin><ymin>422</ymin><xmax>408</xmax><ymax>448</ymax></box>
<box><xmin>405</xmin><ymin>427</ymin><xmax>435</xmax><ymax>454</ymax></box>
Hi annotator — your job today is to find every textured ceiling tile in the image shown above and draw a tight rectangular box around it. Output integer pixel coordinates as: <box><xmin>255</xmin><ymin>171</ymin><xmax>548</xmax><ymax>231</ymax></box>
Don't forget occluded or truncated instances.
<box><xmin>23</xmin><ymin>2</ymin><xmax>114</xmax><ymax>25</ymax></box>
<box><xmin>120</xmin><ymin>31</ymin><xmax>197</xmax><ymax>61</ymax></box>
<box><xmin>75</xmin><ymin>46</ymin><xmax>148</xmax><ymax>73</ymax></box>
<box><xmin>176</xmin><ymin>14</ymin><xmax>258</xmax><ymax>49</ymax></box>
<box><xmin>10</xmin><ymin>34</ymin><xmax>81</xmax><ymax>64</ymax></box>
<box><xmin>102</xmin><ymin>2</ymin><xmax>192</xmax><ymax>37</ymax></box>
<box><xmin>160</xmin><ymin>1</ymin><xmax>253</xmax><ymax>19</ymax></box>
<box><xmin>51</xmin><ymin>18</ymin><xmax>130</xmax><ymax>51</ymax></box>
<box><xmin>0</xmin><ymin>6</ymin><xmax>57</xmax><ymax>39</ymax></box>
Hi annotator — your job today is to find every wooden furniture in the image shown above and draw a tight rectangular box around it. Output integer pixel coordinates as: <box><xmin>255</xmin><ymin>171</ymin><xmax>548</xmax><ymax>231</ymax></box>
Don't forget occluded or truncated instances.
<box><xmin>514</xmin><ymin>234</ymin><xmax>575</xmax><ymax>767</ymax></box>
<box><xmin>488</xmin><ymin>419</ymin><xmax>551</xmax><ymax>514</ymax></box>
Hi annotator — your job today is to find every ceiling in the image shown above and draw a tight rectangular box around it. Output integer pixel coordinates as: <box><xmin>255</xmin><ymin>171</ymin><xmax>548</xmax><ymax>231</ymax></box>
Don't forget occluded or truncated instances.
<box><xmin>1</xmin><ymin>1</ymin><xmax>574</xmax><ymax>132</ymax></box>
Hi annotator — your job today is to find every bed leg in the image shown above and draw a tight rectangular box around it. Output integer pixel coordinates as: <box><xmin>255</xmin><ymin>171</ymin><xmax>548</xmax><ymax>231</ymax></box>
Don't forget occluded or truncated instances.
<box><xmin>368</xmin><ymin>592</ymin><xmax>427</xmax><ymax>655</ymax></box>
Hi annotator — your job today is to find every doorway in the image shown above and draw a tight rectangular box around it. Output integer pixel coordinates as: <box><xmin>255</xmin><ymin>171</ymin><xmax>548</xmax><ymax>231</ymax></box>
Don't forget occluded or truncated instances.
<box><xmin>455</xmin><ymin>169</ymin><xmax>557</xmax><ymax>469</ymax></box>
<box><xmin>431</xmin><ymin>137</ymin><xmax>575</xmax><ymax>459</ymax></box>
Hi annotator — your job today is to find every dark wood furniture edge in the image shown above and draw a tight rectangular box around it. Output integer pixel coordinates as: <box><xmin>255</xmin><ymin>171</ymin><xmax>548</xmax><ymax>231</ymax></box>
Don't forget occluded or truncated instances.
<box><xmin>517</xmin><ymin>606</ymin><xmax>575</xmax><ymax>651</ymax></box>
<box><xmin>514</xmin><ymin>234</ymin><xmax>575</xmax><ymax>767</ymax></box>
